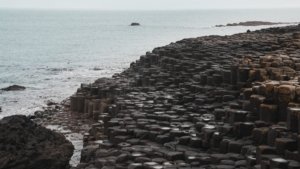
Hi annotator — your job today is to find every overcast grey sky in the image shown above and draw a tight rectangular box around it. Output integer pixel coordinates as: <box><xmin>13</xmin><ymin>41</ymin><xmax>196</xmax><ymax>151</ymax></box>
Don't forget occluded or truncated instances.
<box><xmin>1</xmin><ymin>0</ymin><xmax>300</xmax><ymax>10</ymax></box>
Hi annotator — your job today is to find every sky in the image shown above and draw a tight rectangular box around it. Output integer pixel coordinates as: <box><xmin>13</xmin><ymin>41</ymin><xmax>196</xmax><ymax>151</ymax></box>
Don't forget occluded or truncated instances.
<box><xmin>0</xmin><ymin>0</ymin><xmax>300</xmax><ymax>10</ymax></box>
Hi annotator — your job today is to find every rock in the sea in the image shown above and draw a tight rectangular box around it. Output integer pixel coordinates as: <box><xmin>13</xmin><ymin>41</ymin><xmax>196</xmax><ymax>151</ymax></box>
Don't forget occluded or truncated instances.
<box><xmin>46</xmin><ymin>100</ymin><xmax>58</xmax><ymax>106</ymax></box>
<box><xmin>1</xmin><ymin>85</ymin><xmax>26</xmax><ymax>91</ymax></box>
<box><xmin>130</xmin><ymin>22</ymin><xmax>140</xmax><ymax>26</ymax></box>
<box><xmin>0</xmin><ymin>115</ymin><xmax>74</xmax><ymax>169</ymax></box>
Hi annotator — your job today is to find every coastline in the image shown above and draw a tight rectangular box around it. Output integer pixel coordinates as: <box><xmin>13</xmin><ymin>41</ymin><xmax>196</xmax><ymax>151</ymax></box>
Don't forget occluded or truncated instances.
<box><xmin>2</xmin><ymin>8</ymin><xmax>300</xmax><ymax>118</ymax></box>
<box><xmin>2</xmin><ymin>24</ymin><xmax>300</xmax><ymax>169</ymax></box>
<box><xmin>54</xmin><ymin>24</ymin><xmax>300</xmax><ymax>168</ymax></box>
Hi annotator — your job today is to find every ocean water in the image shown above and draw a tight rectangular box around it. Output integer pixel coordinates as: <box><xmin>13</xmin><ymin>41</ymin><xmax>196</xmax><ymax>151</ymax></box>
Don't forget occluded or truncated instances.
<box><xmin>1</xmin><ymin>9</ymin><xmax>300</xmax><ymax>118</ymax></box>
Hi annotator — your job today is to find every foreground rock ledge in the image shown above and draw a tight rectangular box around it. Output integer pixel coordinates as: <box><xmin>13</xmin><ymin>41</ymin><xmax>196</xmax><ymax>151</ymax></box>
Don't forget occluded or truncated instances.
<box><xmin>0</xmin><ymin>115</ymin><xmax>74</xmax><ymax>169</ymax></box>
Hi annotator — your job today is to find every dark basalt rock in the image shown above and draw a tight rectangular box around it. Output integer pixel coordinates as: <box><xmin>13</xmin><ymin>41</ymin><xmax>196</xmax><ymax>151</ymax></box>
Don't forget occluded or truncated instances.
<box><xmin>46</xmin><ymin>100</ymin><xmax>58</xmax><ymax>106</ymax></box>
<box><xmin>1</xmin><ymin>85</ymin><xmax>26</xmax><ymax>91</ymax></box>
<box><xmin>70</xmin><ymin>25</ymin><xmax>300</xmax><ymax>169</ymax></box>
<box><xmin>0</xmin><ymin>115</ymin><xmax>74</xmax><ymax>169</ymax></box>
<box><xmin>130</xmin><ymin>22</ymin><xmax>140</xmax><ymax>26</ymax></box>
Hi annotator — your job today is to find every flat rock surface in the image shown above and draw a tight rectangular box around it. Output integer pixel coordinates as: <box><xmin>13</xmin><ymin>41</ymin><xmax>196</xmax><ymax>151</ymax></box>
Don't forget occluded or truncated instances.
<box><xmin>0</xmin><ymin>115</ymin><xmax>74</xmax><ymax>169</ymax></box>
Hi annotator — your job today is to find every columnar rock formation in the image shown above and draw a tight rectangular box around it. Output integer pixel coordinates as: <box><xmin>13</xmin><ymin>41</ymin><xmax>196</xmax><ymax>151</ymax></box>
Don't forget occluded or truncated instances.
<box><xmin>71</xmin><ymin>25</ymin><xmax>300</xmax><ymax>169</ymax></box>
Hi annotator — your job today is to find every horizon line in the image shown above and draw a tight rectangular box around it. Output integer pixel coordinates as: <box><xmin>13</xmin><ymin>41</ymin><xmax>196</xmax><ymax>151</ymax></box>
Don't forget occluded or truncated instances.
<box><xmin>1</xmin><ymin>7</ymin><xmax>300</xmax><ymax>11</ymax></box>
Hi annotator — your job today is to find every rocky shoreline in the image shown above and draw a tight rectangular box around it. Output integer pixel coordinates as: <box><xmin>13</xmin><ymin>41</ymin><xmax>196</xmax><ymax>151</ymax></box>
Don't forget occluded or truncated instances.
<box><xmin>67</xmin><ymin>24</ymin><xmax>300</xmax><ymax>169</ymax></box>
<box><xmin>2</xmin><ymin>24</ymin><xmax>300</xmax><ymax>169</ymax></box>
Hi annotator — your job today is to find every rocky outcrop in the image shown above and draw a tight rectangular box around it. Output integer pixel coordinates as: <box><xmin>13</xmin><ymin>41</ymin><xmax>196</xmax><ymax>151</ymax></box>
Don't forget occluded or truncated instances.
<box><xmin>1</xmin><ymin>85</ymin><xmax>26</xmax><ymax>91</ymax></box>
<box><xmin>130</xmin><ymin>22</ymin><xmax>140</xmax><ymax>26</ymax></box>
<box><xmin>69</xmin><ymin>25</ymin><xmax>300</xmax><ymax>169</ymax></box>
<box><xmin>0</xmin><ymin>115</ymin><xmax>74</xmax><ymax>169</ymax></box>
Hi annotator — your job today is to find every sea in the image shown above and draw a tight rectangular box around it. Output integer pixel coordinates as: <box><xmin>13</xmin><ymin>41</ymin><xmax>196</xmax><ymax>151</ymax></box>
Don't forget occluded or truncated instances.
<box><xmin>1</xmin><ymin>8</ymin><xmax>300</xmax><ymax>119</ymax></box>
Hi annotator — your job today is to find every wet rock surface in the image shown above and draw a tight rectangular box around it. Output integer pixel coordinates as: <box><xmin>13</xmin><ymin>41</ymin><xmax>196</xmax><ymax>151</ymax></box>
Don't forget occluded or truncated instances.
<box><xmin>1</xmin><ymin>85</ymin><xmax>26</xmax><ymax>91</ymax></box>
<box><xmin>67</xmin><ymin>25</ymin><xmax>300</xmax><ymax>169</ymax></box>
<box><xmin>0</xmin><ymin>115</ymin><xmax>74</xmax><ymax>169</ymax></box>
<box><xmin>31</xmin><ymin>99</ymin><xmax>96</xmax><ymax>167</ymax></box>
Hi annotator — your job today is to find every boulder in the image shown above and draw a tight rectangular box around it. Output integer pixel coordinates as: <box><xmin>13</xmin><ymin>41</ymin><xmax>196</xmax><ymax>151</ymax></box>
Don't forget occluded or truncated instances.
<box><xmin>1</xmin><ymin>85</ymin><xmax>26</xmax><ymax>91</ymax></box>
<box><xmin>0</xmin><ymin>115</ymin><xmax>74</xmax><ymax>169</ymax></box>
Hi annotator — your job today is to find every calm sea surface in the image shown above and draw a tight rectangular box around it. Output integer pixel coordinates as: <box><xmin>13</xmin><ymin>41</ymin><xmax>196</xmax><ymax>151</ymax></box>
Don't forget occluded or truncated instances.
<box><xmin>1</xmin><ymin>9</ymin><xmax>300</xmax><ymax>118</ymax></box>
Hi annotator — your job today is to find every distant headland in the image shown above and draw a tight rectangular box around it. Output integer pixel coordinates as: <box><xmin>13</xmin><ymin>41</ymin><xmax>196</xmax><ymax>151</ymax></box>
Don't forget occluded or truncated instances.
<box><xmin>216</xmin><ymin>21</ymin><xmax>297</xmax><ymax>27</ymax></box>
